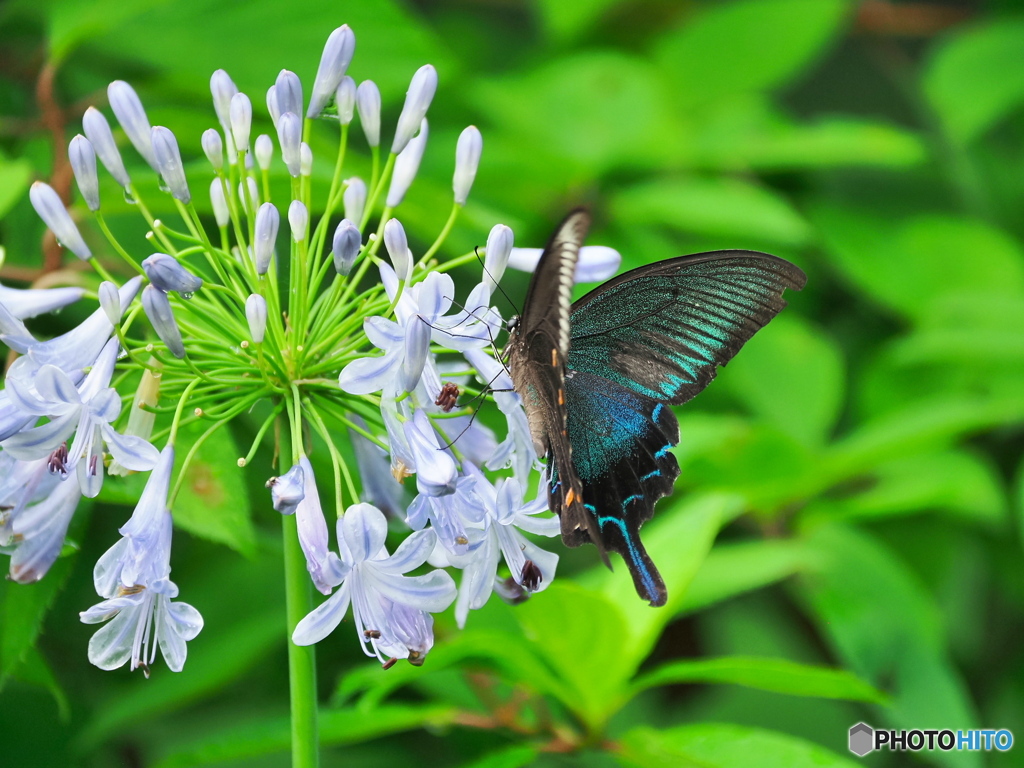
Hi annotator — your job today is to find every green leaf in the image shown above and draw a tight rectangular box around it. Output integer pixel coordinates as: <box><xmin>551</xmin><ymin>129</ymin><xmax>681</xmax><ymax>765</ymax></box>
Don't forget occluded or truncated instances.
<box><xmin>798</xmin><ymin>524</ymin><xmax>981</xmax><ymax>768</ymax></box>
<box><xmin>653</xmin><ymin>0</ymin><xmax>850</xmax><ymax>106</ymax></box>
<box><xmin>48</xmin><ymin>0</ymin><xmax>165</xmax><ymax>65</ymax></box>
<box><xmin>151</xmin><ymin>704</ymin><xmax>460</xmax><ymax>768</ymax></box>
<box><xmin>631</xmin><ymin>655</ymin><xmax>887</xmax><ymax>704</ymax></box>
<box><xmin>586</xmin><ymin>492</ymin><xmax>738</xmax><ymax>667</ymax></box>
<box><xmin>5</xmin><ymin>646</ymin><xmax>70</xmax><ymax>721</ymax></box>
<box><xmin>610</xmin><ymin>177</ymin><xmax>811</xmax><ymax>246</ymax></box>
<box><xmin>924</xmin><ymin>18</ymin><xmax>1024</xmax><ymax>144</ymax></box>
<box><xmin>811</xmin><ymin>205</ymin><xmax>1024</xmax><ymax>322</ymax></box>
<box><xmin>679</xmin><ymin>539</ymin><xmax>815</xmax><ymax>615</ymax></box>
<box><xmin>617</xmin><ymin>723</ymin><xmax>860</xmax><ymax>768</ymax></box>
<box><xmin>172</xmin><ymin>422</ymin><xmax>255</xmax><ymax>555</ymax></box>
<box><xmin>0</xmin><ymin>155</ymin><xmax>34</xmax><ymax>221</ymax></box>
<box><xmin>462</xmin><ymin>745</ymin><xmax>540</xmax><ymax>768</ymax></box>
<box><xmin>79</xmin><ymin>609</ymin><xmax>282</xmax><ymax>748</ymax></box>
<box><xmin>720</xmin><ymin>315</ymin><xmax>845</xmax><ymax>447</ymax></box>
<box><xmin>535</xmin><ymin>0</ymin><xmax>621</xmax><ymax>42</ymax></box>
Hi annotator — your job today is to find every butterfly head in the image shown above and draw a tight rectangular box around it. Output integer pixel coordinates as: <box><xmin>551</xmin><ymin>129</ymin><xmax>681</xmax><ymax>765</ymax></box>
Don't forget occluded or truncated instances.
<box><xmin>506</xmin><ymin>315</ymin><xmax>520</xmax><ymax>336</ymax></box>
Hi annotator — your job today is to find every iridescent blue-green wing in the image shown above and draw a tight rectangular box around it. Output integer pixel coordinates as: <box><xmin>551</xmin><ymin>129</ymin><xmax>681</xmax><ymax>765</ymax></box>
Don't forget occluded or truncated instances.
<box><xmin>567</xmin><ymin>251</ymin><xmax>807</xmax><ymax>404</ymax></box>
<box><xmin>562</xmin><ymin>370</ymin><xmax>678</xmax><ymax>606</ymax></box>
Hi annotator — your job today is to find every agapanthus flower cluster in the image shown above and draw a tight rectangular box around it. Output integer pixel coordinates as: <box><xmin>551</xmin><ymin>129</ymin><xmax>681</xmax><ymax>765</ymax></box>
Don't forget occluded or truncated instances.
<box><xmin>1</xmin><ymin>24</ymin><xmax>621</xmax><ymax>673</ymax></box>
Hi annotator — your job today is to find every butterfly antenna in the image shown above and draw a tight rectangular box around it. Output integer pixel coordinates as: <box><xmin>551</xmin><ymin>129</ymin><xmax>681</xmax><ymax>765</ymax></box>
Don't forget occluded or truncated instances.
<box><xmin>474</xmin><ymin>246</ymin><xmax>521</xmax><ymax>317</ymax></box>
<box><xmin>438</xmin><ymin>367</ymin><xmax>512</xmax><ymax>451</ymax></box>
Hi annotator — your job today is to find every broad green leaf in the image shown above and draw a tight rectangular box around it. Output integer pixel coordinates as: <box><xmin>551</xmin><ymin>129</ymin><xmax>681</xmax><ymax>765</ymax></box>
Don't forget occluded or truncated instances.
<box><xmin>825</xmin><ymin>450</ymin><xmax>1007</xmax><ymax>525</ymax></box>
<box><xmin>79</xmin><ymin>609</ymin><xmax>282</xmax><ymax>748</ymax></box>
<box><xmin>586</xmin><ymin>492</ymin><xmax>738</xmax><ymax>667</ymax></box>
<box><xmin>617</xmin><ymin>723</ymin><xmax>860</xmax><ymax>768</ymax></box>
<box><xmin>5</xmin><ymin>646</ymin><xmax>70</xmax><ymax>721</ymax></box>
<box><xmin>515</xmin><ymin>582</ymin><xmax>633</xmax><ymax>730</ymax></box>
<box><xmin>924</xmin><ymin>18</ymin><xmax>1024</xmax><ymax>144</ymax></box>
<box><xmin>172</xmin><ymin>421</ymin><xmax>255</xmax><ymax>555</ymax></box>
<box><xmin>610</xmin><ymin>177</ymin><xmax>811</xmax><ymax>246</ymax></box>
<box><xmin>798</xmin><ymin>524</ymin><xmax>980</xmax><ymax>768</ymax></box>
<box><xmin>48</xmin><ymin>0</ymin><xmax>165</xmax><ymax>64</ymax></box>
<box><xmin>536</xmin><ymin>0</ymin><xmax>621</xmax><ymax>42</ymax></box>
<box><xmin>151</xmin><ymin>704</ymin><xmax>460</xmax><ymax>768</ymax></box>
<box><xmin>811</xmin><ymin>205</ymin><xmax>1024</xmax><ymax>321</ymax></box>
<box><xmin>0</xmin><ymin>156</ymin><xmax>34</xmax><ymax>221</ymax></box>
<box><xmin>631</xmin><ymin>656</ymin><xmax>887</xmax><ymax>704</ymax></box>
<box><xmin>720</xmin><ymin>315</ymin><xmax>844</xmax><ymax>447</ymax></box>
<box><xmin>653</xmin><ymin>0</ymin><xmax>850</xmax><ymax>106</ymax></box>
<box><xmin>679</xmin><ymin>539</ymin><xmax>815</xmax><ymax>615</ymax></box>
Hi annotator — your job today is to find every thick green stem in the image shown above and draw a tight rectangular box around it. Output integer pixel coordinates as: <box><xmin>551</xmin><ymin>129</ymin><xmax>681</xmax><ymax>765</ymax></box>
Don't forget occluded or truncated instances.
<box><xmin>278</xmin><ymin>413</ymin><xmax>320</xmax><ymax>768</ymax></box>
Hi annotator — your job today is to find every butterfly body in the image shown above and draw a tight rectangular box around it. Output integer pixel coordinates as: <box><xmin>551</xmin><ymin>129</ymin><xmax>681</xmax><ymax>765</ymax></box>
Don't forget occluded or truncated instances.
<box><xmin>506</xmin><ymin>210</ymin><xmax>806</xmax><ymax>606</ymax></box>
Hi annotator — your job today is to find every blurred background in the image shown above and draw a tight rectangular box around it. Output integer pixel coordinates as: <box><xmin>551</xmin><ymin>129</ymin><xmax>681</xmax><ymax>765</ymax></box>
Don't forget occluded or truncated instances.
<box><xmin>1</xmin><ymin>0</ymin><xmax>1023</xmax><ymax>766</ymax></box>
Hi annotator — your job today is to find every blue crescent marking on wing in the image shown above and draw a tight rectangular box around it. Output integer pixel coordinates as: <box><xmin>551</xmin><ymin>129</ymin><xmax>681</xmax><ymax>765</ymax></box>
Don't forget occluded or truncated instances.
<box><xmin>597</xmin><ymin>514</ymin><xmax>659</xmax><ymax>599</ymax></box>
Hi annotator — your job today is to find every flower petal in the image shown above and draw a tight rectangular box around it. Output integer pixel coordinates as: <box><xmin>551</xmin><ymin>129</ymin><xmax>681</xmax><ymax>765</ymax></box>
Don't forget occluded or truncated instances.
<box><xmin>292</xmin><ymin>580</ymin><xmax>351</xmax><ymax>645</ymax></box>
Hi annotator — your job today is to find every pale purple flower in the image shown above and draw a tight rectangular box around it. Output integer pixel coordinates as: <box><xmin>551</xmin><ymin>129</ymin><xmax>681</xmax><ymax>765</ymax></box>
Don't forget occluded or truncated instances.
<box><xmin>142</xmin><ymin>253</ymin><xmax>203</xmax><ymax>296</ymax></box>
<box><xmin>69</xmin><ymin>134</ymin><xmax>100</xmax><ymax>211</ymax></box>
<box><xmin>82</xmin><ymin>107</ymin><xmax>131</xmax><ymax>187</ymax></box>
<box><xmin>356</xmin><ymin>80</ymin><xmax>381</xmax><ymax>147</ymax></box>
<box><xmin>392</xmin><ymin>65</ymin><xmax>437</xmax><ymax>154</ymax></box>
<box><xmin>5</xmin><ymin>473</ymin><xmax>82</xmax><ymax>584</ymax></box>
<box><xmin>403</xmin><ymin>409</ymin><xmax>456</xmax><ymax>497</ymax></box>
<box><xmin>108</xmin><ymin>80</ymin><xmax>159</xmax><ymax>171</ymax></box>
<box><xmin>509</xmin><ymin>245</ymin><xmax>622</xmax><ymax>283</ymax></box>
<box><xmin>98</xmin><ymin>281</ymin><xmax>120</xmax><ymax>325</ymax></box>
<box><xmin>453</xmin><ymin>126</ymin><xmax>482</xmax><ymax>205</ymax></box>
<box><xmin>210</xmin><ymin>69</ymin><xmax>239</xmax><ymax>162</ymax></box>
<box><xmin>141</xmin><ymin>285</ymin><xmax>185</xmax><ymax>359</ymax></box>
<box><xmin>80</xmin><ymin>447</ymin><xmax>204</xmax><ymax>672</ymax></box>
<box><xmin>277</xmin><ymin>112</ymin><xmax>302</xmax><ymax>177</ymax></box>
<box><xmin>387</xmin><ymin>119</ymin><xmax>428</xmax><ymax>208</ymax></box>
<box><xmin>268</xmin><ymin>462</ymin><xmax>304</xmax><ymax>515</ymax></box>
<box><xmin>383</xmin><ymin>218</ymin><xmax>412</xmax><ymax>282</ymax></box>
<box><xmin>274</xmin><ymin>456</ymin><xmax>338</xmax><ymax>595</ymax></box>
<box><xmin>307</xmin><ymin>25</ymin><xmax>356</xmax><ymax>118</ymax></box>
<box><xmin>335</xmin><ymin>77</ymin><xmax>356</xmax><ymax>125</ymax></box>
<box><xmin>0</xmin><ymin>282</ymin><xmax>83</xmax><ymax>320</ymax></box>
<box><xmin>483</xmin><ymin>224</ymin><xmax>514</xmax><ymax>290</ymax></box>
<box><xmin>29</xmin><ymin>182</ymin><xmax>91</xmax><ymax>260</ymax></box>
<box><xmin>343</xmin><ymin>177</ymin><xmax>367</xmax><ymax>225</ymax></box>
<box><xmin>407</xmin><ymin>471</ymin><xmax>486</xmax><ymax>557</ymax></box>
<box><xmin>2</xmin><ymin>337</ymin><xmax>160</xmax><ymax>497</ymax></box>
<box><xmin>253</xmin><ymin>203</ymin><xmax>279</xmax><ymax>275</ymax></box>
<box><xmin>349</xmin><ymin>419</ymin><xmax>409</xmax><ymax>519</ymax></box>
<box><xmin>332</xmin><ymin>219</ymin><xmax>361</xmax><ymax>275</ymax></box>
<box><xmin>245</xmin><ymin>293</ymin><xmax>267</xmax><ymax>343</ymax></box>
<box><xmin>292</xmin><ymin>503</ymin><xmax>456</xmax><ymax>666</ymax></box>
<box><xmin>274</xmin><ymin>70</ymin><xmax>303</xmax><ymax>121</ymax></box>
<box><xmin>151</xmin><ymin>126</ymin><xmax>190</xmax><ymax>203</ymax></box>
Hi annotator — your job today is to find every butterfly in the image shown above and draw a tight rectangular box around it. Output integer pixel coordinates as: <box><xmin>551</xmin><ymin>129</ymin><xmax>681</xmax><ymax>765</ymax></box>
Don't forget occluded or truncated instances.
<box><xmin>504</xmin><ymin>209</ymin><xmax>806</xmax><ymax>606</ymax></box>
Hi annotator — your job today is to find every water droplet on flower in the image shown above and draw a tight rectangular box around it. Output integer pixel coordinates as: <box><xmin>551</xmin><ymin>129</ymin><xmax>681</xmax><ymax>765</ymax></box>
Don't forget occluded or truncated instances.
<box><xmin>181</xmin><ymin>292</ymin><xmax>194</xmax><ymax>300</ymax></box>
<box><xmin>123</xmin><ymin>188</ymin><xmax>137</xmax><ymax>205</ymax></box>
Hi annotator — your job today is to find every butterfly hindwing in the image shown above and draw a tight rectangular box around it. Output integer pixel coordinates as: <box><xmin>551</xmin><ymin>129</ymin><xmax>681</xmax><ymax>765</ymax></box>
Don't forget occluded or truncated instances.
<box><xmin>568</xmin><ymin>252</ymin><xmax>808</xmax><ymax>405</ymax></box>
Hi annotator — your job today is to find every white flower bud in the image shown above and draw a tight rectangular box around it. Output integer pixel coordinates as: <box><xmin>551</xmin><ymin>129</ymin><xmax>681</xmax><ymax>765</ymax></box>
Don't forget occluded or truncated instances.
<box><xmin>387</xmin><ymin>119</ymin><xmax>428</xmax><ymax>208</ymax></box>
<box><xmin>229</xmin><ymin>92</ymin><xmax>252</xmax><ymax>153</ymax></box>
<box><xmin>151</xmin><ymin>126</ymin><xmax>190</xmax><ymax>203</ymax></box>
<box><xmin>202</xmin><ymin>129</ymin><xmax>224</xmax><ymax>171</ymax></box>
<box><xmin>98</xmin><ymin>281</ymin><xmax>120</xmax><ymax>326</ymax></box>
<box><xmin>307</xmin><ymin>25</ymin><xmax>356</xmax><ymax>118</ymax></box>
<box><xmin>299</xmin><ymin>142</ymin><xmax>313</xmax><ymax>177</ymax></box>
<box><xmin>392</xmin><ymin>65</ymin><xmax>437</xmax><ymax>155</ymax></box>
<box><xmin>108</xmin><ymin>80</ymin><xmax>159</xmax><ymax>171</ymax></box>
<box><xmin>275</xmin><ymin>70</ymin><xmax>303</xmax><ymax>121</ymax></box>
<box><xmin>335</xmin><ymin>76</ymin><xmax>356</xmax><ymax>125</ymax></box>
<box><xmin>254</xmin><ymin>203</ymin><xmax>279</xmax><ymax>275</ymax></box>
<box><xmin>289</xmin><ymin>200</ymin><xmax>308</xmax><ymax>243</ymax></box>
<box><xmin>453</xmin><ymin>126</ymin><xmax>482</xmax><ymax>206</ymax></box>
<box><xmin>343</xmin><ymin>177</ymin><xmax>367</xmax><ymax>225</ymax></box>
<box><xmin>141</xmin><ymin>285</ymin><xmax>185</xmax><ymax>358</ymax></box>
<box><xmin>82</xmin><ymin>107</ymin><xmax>131</xmax><ymax>187</ymax></box>
<box><xmin>29</xmin><ymin>182</ymin><xmax>91</xmax><ymax>259</ymax></box>
<box><xmin>356</xmin><ymin>80</ymin><xmax>381</xmax><ymax>148</ymax></box>
<box><xmin>383</xmin><ymin>218</ymin><xmax>411</xmax><ymax>281</ymax></box>
<box><xmin>238</xmin><ymin>177</ymin><xmax>260</xmax><ymax>216</ymax></box>
<box><xmin>484</xmin><ymin>224</ymin><xmax>514</xmax><ymax>289</ymax></box>
<box><xmin>142</xmin><ymin>253</ymin><xmax>203</xmax><ymax>296</ymax></box>
<box><xmin>332</xmin><ymin>219</ymin><xmax>361</xmax><ymax>275</ymax></box>
<box><xmin>266</xmin><ymin>85</ymin><xmax>281</xmax><ymax>129</ymax></box>
<box><xmin>69</xmin><ymin>134</ymin><xmax>100</xmax><ymax>212</ymax></box>
<box><xmin>277</xmin><ymin>112</ymin><xmax>302</xmax><ymax>177</ymax></box>
<box><xmin>255</xmin><ymin>134</ymin><xmax>273</xmax><ymax>170</ymax></box>
<box><xmin>210</xmin><ymin>70</ymin><xmax>238</xmax><ymax>131</ymax></box>
<box><xmin>246</xmin><ymin>293</ymin><xmax>267</xmax><ymax>343</ymax></box>
<box><xmin>209</xmin><ymin>179</ymin><xmax>229</xmax><ymax>227</ymax></box>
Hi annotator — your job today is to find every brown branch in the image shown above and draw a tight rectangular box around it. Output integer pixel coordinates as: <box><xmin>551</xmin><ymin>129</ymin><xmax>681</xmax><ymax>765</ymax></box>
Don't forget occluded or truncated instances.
<box><xmin>34</xmin><ymin>60</ymin><xmax>72</xmax><ymax>274</ymax></box>
<box><xmin>855</xmin><ymin>1</ymin><xmax>974</xmax><ymax>37</ymax></box>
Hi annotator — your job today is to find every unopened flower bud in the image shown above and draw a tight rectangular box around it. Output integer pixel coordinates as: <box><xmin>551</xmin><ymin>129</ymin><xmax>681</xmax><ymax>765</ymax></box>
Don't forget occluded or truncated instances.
<box><xmin>277</xmin><ymin>112</ymin><xmax>302</xmax><ymax>177</ymax></box>
<box><xmin>69</xmin><ymin>134</ymin><xmax>100</xmax><ymax>211</ymax></box>
<box><xmin>453</xmin><ymin>126</ymin><xmax>482</xmax><ymax>205</ymax></box>
<box><xmin>268</xmin><ymin>463</ymin><xmax>304</xmax><ymax>515</ymax></box>
<box><xmin>238</xmin><ymin>177</ymin><xmax>259</xmax><ymax>215</ymax></box>
<box><xmin>255</xmin><ymin>134</ymin><xmax>273</xmax><ymax>170</ymax></box>
<box><xmin>210</xmin><ymin>70</ymin><xmax>238</xmax><ymax>131</ymax></box>
<box><xmin>202</xmin><ymin>129</ymin><xmax>224</xmax><ymax>170</ymax></box>
<box><xmin>392</xmin><ymin>65</ymin><xmax>437</xmax><ymax>155</ymax></box>
<box><xmin>332</xmin><ymin>219</ymin><xmax>361</xmax><ymax>275</ymax></box>
<box><xmin>246</xmin><ymin>293</ymin><xmax>267</xmax><ymax>343</ymax></box>
<box><xmin>254</xmin><ymin>203</ymin><xmax>279</xmax><ymax>275</ymax></box>
<box><xmin>29</xmin><ymin>182</ymin><xmax>91</xmax><ymax>259</ymax></box>
<box><xmin>210</xmin><ymin>180</ymin><xmax>229</xmax><ymax>227</ymax></box>
<box><xmin>142</xmin><ymin>253</ymin><xmax>203</xmax><ymax>296</ymax></box>
<box><xmin>289</xmin><ymin>200</ymin><xmax>308</xmax><ymax>242</ymax></box>
<box><xmin>356</xmin><ymin>80</ymin><xmax>381</xmax><ymax>148</ymax></box>
<box><xmin>307</xmin><ymin>25</ymin><xmax>356</xmax><ymax>118</ymax></box>
<box><xmin>98</xmin><ymin>281</ymin><xmax>121</xmax><ymax>325</ymax></box>
<box><xmin>151</xmin><ymin>126</ymin><xmax>190</xmax><ymax>203</ymax></box>
<box><xmin>335</xmin><ymin>76</ymin><xmax>356</xmax><ymax>124</ymax></box>
<box><xmin>387</xmin><ymin>119</ymin><xmax>427</xmax><ymax>207</ymax></box>
<box><xmin>108</xmin><ymin>80</ymin><xmax>159</xmax><ymax>171</ymax></box>
<box><xmin>229</xmin><ymin>92</ymin><xmax>252</xmax><ymax>153</ymax></box>
<box><xmin>141</xmin><ymin>285</ymin><xmax>185</xmax><ymax>358</ymax></box>
<box><xmin>275</xmin><ymin>70</ymin><xmax>303</xmax><ymax>121</ymax></box>
<box><xmin>82</xmin><ymin>107</ymin><xmax>131</xmax><ymax>187</ymax></box>
<box><xmin>484</xmin><ymin>224</ymin><xmax>514</xmax><ymax>289</ymax></box>
<box><xmin>266</xmin><ymin>85</ymin><xmax>281</xmax><ymax>129</ymax></box>
<box><xmin>384</xmin><ymin>218</ymin><xmax>411</xmax><ymax>281</ymax></box>
<box><xmin>299</xmin><ymin>142</ymin><xmax>313</xmax><ymax>177</ymax></box>
<box><xmin>343</xmin><ymin>177</ymin><xmax>367</xmax><ymax>225</ymax></box>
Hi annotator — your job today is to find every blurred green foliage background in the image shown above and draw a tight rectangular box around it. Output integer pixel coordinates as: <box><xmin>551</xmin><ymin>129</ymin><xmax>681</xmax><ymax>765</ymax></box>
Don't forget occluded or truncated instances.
<box><xmin>1</xmin><ymin>0</ymin><xmax>1024</xmax><ymax>766</ymax></box>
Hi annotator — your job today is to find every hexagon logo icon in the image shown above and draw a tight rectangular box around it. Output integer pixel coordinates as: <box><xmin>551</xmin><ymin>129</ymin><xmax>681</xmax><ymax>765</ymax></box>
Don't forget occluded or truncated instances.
<box><xmin>849</xmin><ymin>722</ymin><xmax>874</xmax><ymax>757</ymax></box>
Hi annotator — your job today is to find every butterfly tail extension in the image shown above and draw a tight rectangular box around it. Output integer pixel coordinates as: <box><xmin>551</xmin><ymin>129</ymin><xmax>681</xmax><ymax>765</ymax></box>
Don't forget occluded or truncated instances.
<box><xmin>598</xmin><ymin>513</ymin><xmax>667</xmax><ymax>607</ymax></box>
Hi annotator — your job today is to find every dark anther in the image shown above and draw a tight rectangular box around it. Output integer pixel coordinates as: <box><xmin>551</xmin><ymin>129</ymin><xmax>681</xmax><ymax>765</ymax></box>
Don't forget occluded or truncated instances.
<box><xmin>364</xmin><ymin>629</ymin><xmax>381</xmax><ymax>639</ymax></box>
<box><xmin>434</xmin><ymin>382</ymin><xmax>460</xmax><ymax>412</ymax></box>
<box><xmin>47</xmin><ymin>442</ymin><xmax>69</xmax><ymax>476</ymax></box>
<box><xmin>520</xmin><ymin>559</ymin><xmax>542</xmax><ymax>591</ymax></box>
<box><xmin>381</xmin><ymin>657</ymin><xmax>398</xmax><ymax>670</ymax></box>
<box><xmin>407</xmin><ymin>650</ymin><xmax>424</xmax><ymax>666</ymax></box>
